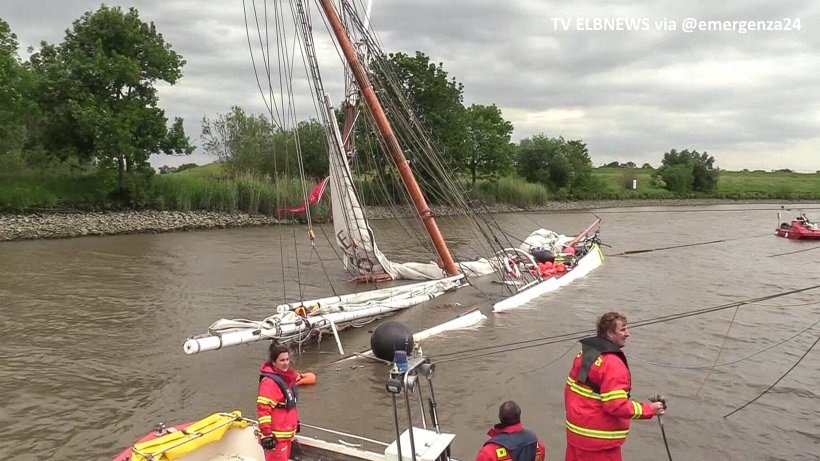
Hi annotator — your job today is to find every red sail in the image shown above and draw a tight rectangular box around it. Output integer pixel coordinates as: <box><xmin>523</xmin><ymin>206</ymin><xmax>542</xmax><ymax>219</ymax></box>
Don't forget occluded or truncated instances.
<box><xmin>275</xmin><ymin>177</ymin><xmax>330</xmax><ymax>216</ymax></box>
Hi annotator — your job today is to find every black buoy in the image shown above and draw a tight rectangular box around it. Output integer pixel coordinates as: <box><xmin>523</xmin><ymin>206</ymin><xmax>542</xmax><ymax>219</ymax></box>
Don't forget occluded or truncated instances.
<box><xmin>370</xmin><ymin>321</ymin><xmax>414</xmax><ymax>362</ymax></box>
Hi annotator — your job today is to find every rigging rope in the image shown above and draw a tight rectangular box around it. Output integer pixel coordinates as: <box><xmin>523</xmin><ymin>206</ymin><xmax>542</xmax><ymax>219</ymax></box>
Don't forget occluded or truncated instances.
<box><xmin>433</xmin><ymin>284</ymin><xmax>820</xmax><ymax>364</ymax></box>
<box><xmin>768</xmin><ymin>244</ymin><xmax>820</xmax><ymax>257</ymax></box>
<box><xmin>606</xmin><ymin>233</ymin><xmax>771</xmax><ymax>257</ymax></box>
<box><xmin>694</xmin><ymin>305</ymin><xmax>740</xmax><ymax>397</ymax></box>
<box><xmin>592</xmin><ymin>206</ymin><xmax>820</xmax><ymax>214</ymax></box>
<box><xmin>723</xmin><ymin>334</ymin><xmax>820</xmax><ymax>418</ymax></box>
<box><xmin>522</xmin><ymin>343</ymin><xmax>578</xmax><ymax>374</ymax></box>
<box><xmin>631</xmin><ymin>318</ymin><xmax>820</xmax><ymax>370</ymax></box>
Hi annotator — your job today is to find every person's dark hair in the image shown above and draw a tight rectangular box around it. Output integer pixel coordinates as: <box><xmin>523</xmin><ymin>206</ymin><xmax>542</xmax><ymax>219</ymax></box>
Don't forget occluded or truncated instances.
<box><xmin>269</xmin><ymin>343</ymin><xmax>290</xmax><ymax>363</ymax></box>
<box><xmin>498</xmin><ymin>400</ymin><xmax>521</xmax><ymax>426</ymax></box>
<box><xmin>597</xmin><ymin>312</ymin><xmax>627</xmax><ymax>337</ymax></box>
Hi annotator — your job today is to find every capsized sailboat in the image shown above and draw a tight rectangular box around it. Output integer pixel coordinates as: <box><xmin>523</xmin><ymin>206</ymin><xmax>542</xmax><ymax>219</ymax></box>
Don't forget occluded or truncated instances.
<box><xmin>182</xmin><ymin>0</ymin><xmax>603</xmax><ymax>354</ymax></box>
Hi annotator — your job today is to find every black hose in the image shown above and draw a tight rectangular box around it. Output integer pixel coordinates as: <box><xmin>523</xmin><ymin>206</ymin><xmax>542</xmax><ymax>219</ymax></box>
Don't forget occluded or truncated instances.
<box><xmin>658</xmin><ymin>416</ymin><xmax>673</xmax><ymax>461</ymax></box>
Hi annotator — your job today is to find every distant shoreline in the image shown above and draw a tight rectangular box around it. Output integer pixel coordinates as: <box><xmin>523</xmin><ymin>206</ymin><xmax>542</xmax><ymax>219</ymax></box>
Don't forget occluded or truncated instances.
<box><xmin>0</xmin><ymin>198</ymin><xmax>810</xmax><ymax>242</ymax></box>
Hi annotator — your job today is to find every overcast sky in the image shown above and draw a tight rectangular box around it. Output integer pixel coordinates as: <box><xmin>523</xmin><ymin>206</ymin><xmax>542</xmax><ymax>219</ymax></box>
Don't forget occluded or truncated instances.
<box><xmin>3</xmin><ymin>0</ymin><xmax>819</xmax><ymax>171</ymax></box>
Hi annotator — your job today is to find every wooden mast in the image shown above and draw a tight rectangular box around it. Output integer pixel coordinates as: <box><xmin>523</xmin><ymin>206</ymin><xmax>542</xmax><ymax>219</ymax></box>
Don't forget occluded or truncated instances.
<box><xmin>318</xmin><ymin>0</ymin><xmax>459</xmax><ymax>276</ymax></box>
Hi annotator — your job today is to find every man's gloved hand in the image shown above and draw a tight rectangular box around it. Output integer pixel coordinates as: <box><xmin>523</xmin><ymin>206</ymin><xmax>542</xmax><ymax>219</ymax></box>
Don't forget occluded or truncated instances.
<box><xmin>296</xmin><ymin>422</ymin><xmax>301</xmax><ymax>433</ymax></box>
<box><xmin>260</xmin><ymin>436</ymin><xmax>276</xmax><ymax>450</ymax></box>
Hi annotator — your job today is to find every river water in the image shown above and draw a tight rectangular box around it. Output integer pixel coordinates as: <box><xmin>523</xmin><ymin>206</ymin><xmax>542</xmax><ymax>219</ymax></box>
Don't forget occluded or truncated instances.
<box><xmin>1</xmin><ymin>204</ymin><xmax>819</xmax><ymax>461</ymax></box>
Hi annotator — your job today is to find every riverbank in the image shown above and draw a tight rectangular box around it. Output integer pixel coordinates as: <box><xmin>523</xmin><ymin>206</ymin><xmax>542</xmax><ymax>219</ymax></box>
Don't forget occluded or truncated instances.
<box><xmin>0</xmin><ymin>198</ymin><xmax>807</xmax><ymax>242</ymax></box>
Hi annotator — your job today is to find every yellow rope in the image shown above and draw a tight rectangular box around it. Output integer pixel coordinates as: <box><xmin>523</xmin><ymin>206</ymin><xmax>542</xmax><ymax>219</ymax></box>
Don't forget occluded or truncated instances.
<box><xmin>696</xmin><ymin>304</ymin><xmax>742</xmax><ymax>398</ymax></box>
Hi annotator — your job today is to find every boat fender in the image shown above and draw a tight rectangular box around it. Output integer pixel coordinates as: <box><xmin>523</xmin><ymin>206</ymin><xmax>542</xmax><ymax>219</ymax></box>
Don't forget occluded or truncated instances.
<box><xmin>297</xmin><ymin>372</ymin><xmax>317</xmax><ymax>386</ymax></box>
<box><xmin>370</xmin><ymin>321</ymin><xmax>414</xmax><ymax>362</ymax></box>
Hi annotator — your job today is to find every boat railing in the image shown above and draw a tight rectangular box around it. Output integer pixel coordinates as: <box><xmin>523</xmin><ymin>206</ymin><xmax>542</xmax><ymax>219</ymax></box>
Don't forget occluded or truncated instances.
<box><xmin>298</xmin><ymin>423</ymin><xmax>390</xmax><ymax>448</ymax></box>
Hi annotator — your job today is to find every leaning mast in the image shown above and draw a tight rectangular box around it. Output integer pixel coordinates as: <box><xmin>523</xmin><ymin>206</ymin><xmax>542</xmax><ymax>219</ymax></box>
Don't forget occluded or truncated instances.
<box><xmin>318</xmin><ymin>0</ymin><xmax>459</xmax><ymax>276</ymax></box>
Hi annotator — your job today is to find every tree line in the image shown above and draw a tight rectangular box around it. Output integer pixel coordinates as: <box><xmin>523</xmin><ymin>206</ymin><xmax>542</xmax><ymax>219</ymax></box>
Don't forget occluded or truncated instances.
<box><xmin>2</xmin><ymin>5</ymin><xmax>723</xmax><ymax>211</ymax></box>
<box><xmin>1</xmin><ymin>7</ymin><xmax>192</xmax><ymax>204</ymax></box>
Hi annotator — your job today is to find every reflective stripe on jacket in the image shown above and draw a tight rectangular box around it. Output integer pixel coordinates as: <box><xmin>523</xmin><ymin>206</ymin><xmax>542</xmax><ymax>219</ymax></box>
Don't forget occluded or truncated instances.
<box><xmin>564</xmin><ymin>336</ymin><xmax>654</xmax><ymax>451</ymax></box>
<box><xmin>257</xmin><ymin>362</ymin><xmax>299</xmax><ymax>440</ymax></box>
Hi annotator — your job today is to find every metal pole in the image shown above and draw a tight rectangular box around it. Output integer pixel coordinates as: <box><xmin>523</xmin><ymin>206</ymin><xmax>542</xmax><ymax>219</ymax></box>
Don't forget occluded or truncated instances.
<box><xmin>416</xmin><ymin>380</ymin><xmax>427</xmax><ymax>429</ymax></box>
<box><xmin>317</xmin><ymin>0</ymin><xmax>459</xmax><ymax>276</ymax></box>
<box><xmin>403</xmin><ymin>375</ymin><xmax>418</xmax><ymax>461</ymax></box>
<box><xmin>391</xmin><ymin>393</ymin><xmax>403</xmax><ymax>461</ymax></box>
<box><xmin>427</xmin><ymin>379</ymin><xmax>441</xmax><ymax>434</ymax></box>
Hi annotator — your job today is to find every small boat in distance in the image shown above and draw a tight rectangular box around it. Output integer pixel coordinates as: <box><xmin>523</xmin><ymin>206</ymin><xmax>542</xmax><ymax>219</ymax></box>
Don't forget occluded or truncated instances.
<box><xmin>776</xmin><ymin>213</ymin><xmax>820</xmax><ymax>240</ymax></box>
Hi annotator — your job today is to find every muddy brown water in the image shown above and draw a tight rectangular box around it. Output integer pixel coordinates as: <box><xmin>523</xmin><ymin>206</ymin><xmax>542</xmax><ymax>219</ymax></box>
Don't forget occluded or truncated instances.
<box><xmin>1</xmin><ymin>204</ymin><xmax>819</xmax><ymax>460</ymax></box>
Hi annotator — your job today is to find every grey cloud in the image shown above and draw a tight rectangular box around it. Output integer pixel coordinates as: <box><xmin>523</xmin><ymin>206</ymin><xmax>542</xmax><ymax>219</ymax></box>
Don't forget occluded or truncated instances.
<box><xmin>2</xmin><ymin>0</ymin><xmax>818</xmax><ymax>171</ymax></box>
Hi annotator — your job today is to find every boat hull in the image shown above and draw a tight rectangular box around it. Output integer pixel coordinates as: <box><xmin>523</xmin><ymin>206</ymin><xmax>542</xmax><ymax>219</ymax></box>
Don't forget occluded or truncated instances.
<box><xmin>114</xmin><ymin>411</ymin><xmax>391</xmax><ymax>461</ymax></box>
<box><xmin>776</xmin><ymin>223</ymin><xmax>820</xmax><ymax>240</ymax></box>
<box><xmin>493</xmin><ymin>243</ymin><xmax>604</xmax><ymax>312</ymax></box>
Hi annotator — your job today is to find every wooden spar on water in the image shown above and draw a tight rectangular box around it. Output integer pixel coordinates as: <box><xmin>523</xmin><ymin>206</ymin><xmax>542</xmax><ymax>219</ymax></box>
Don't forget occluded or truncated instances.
<box><xmin>318</xmin><ymin>0</ymin><xmax>460</xmax><ymax>276</ymax></box>
<box><xmin>566</xmin><ymin>216</ymin><xmax>602</xmax><ymax>248</ymax></box>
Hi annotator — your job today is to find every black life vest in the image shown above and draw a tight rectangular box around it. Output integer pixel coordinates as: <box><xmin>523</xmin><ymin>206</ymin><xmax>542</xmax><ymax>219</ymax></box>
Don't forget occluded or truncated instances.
<box><xmin>576</xmin><ymin>336</ymin><xmax>629</xmax><ymax>394</ymax></box>
<box><xmin>259</xmin><ymin>372</ymin><xmax>298</xmax><ymax>409</ymax></box>
<box><xmin>486</xmin><ymin>428</ymin><xmax>538</xmax><ymax>461</ymax></box>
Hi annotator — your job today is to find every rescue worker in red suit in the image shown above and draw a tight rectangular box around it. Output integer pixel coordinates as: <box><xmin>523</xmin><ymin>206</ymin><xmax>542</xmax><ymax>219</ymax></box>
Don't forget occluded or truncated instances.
<box><xmin>564</xmin><ymin>312</ymin><xmax>665</xmax><ymax>461</ymax></box>
<box><xmin>477</xmin><ymin>401</ymin><xmax>547</xmax><ymax>461</ymax></box>
<box><xmin>257</xmin><ymin>343</ymin><xmax>300</xmax><ymax>461</ymax></box>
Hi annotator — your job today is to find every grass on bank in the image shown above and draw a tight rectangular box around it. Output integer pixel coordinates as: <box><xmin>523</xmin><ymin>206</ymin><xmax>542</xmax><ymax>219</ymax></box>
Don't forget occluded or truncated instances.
<box><xmin>2</xmin><ymin>163</ymin><xmax>819</xmax><ymax>212</ymax></box>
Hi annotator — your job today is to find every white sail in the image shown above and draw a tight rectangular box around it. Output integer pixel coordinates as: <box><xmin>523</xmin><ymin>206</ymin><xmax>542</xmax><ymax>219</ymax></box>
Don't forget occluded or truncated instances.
<box><xmin>323</xmin><ymin>94</ymin><xmax>498</xmax><ymax>281</ymax></box>
<box><xmin>325</xmin><ymin>94</ymin><xmax>399</xmax><ymax>280</ymax></box>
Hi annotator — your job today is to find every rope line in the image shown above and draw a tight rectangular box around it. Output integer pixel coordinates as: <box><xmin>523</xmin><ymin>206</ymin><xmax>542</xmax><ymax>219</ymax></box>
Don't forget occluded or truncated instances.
<box><xmin>723</xmin><ymin>334</ymin><xmax>820</xmax><ymax>418</ymax></box>
<box><xmin>768</xmin><ymin>244</ymin><xmax>820</xmax><ymax>257</ymax></box>
<box><xmin>592</xmin><ymin>206</ymin><xmax>820</xmax><ymax>214</ymax></box>
<box><xmin>631</xmin><ymin>319</ymin><xmax>820</xmax><ymax>369</ymax></box>
<box><xmin>432</xmin><ymin>284</ymin><xmax>820</xmax><ymax>364</ymax></box>
<box><xmin>695</xmin><ymin>305</ymin><xmax>740</xmax><ymax>397</ymax></box>
<box><xmin>607</xmin><ymin>233</ymin><xmax>770</xmax><ymax>257</ymax></box>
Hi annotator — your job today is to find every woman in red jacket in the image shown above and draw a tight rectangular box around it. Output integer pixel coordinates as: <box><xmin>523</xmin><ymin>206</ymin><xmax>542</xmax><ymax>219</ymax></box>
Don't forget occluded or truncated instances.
<box><xmin>257</xmin><ymin>343</ymin><xmax>300</xmax><ymax>461</ymax></box>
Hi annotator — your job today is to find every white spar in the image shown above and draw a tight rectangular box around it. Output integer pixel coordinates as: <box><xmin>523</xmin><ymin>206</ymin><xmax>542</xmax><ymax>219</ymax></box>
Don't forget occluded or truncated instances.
<box><xmin>183</xmin><ymin>275</ymin><xmax>466</xmax><ymax>354</ymax></box>
<box><xmin>333</xmin><ymin>307</ymin><xmax>487</xmax><ymax>362</ymax></box>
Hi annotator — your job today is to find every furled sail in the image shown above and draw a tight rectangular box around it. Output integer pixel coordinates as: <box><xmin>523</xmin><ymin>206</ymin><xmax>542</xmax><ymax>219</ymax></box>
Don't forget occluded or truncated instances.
<box><xmin>324</xmin><ymin>95</ymin><xmax>398</xmax><ymax>280</ymax></box>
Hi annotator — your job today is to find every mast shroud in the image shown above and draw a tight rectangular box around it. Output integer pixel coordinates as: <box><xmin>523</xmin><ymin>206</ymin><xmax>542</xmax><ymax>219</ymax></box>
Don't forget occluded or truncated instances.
<box><xmin>318</xmin><ymin>0</ymin><xmax>459</xmax><ymax>276</ymax></box>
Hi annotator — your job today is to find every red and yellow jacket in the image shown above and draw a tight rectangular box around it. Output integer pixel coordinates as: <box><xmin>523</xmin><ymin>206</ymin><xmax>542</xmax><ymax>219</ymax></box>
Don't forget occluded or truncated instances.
<box><xmin>256</xmin><ymin>362</ymin><xmax>299</xmax><ymax>441</ymax></box>
<box><xmin>476</xmin><ymin>423</ymin><xmax>546</xmax><ymax>461</ymax></box>
<box><xmin>564</xmin><ymin>336</ymin><xmax>655</xmax><ymax>451</ymax></box>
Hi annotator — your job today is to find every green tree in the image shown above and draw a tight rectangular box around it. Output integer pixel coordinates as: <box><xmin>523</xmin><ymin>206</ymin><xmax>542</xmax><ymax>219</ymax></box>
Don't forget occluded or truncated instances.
<box><xmin>657</xmin><ymin>148</ymin><xmax>719</xmax><ymax>194</ymax></box>
<box><xmin>373</xmin><ymin>51</ymin><xmax>468</xmax><ymax>173</ymax></box>
<box><xmin>463</xmin><ymin>104</ymin><xmax>514</xmax><ymax>185</ymax></box>
<box><xmin>0</xmin><ymin>19</ymin><xmax>36</xmax><ymax>160</ymax></box>
<box><xmin>515</xmin><ymin>135</ymin><xmax>593</xmax><ymax>194</ymax></box>
<box><xmin>29</xmin><ymin>5</ymin><xmax>193</xmax><ymax>196</ymax></box>
<box><xmin>290</xmin><ymin>120</ymin><xmax>329</xmax><ymax>179</ymax></box>
<box><xmin>202</xmin><ymin>107</ymin><xmax>276</xmax><ymax>175</ymax></box>
<box><xmin>202</xmin><ymin>107</ymin><xmax>328</xmax><ymax>179</ymax></box>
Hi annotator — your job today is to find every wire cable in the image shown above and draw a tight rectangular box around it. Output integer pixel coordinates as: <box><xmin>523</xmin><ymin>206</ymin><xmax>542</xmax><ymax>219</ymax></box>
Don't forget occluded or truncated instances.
<box><xmin>433</xmin><ymin>284</ymin><xmax>820</xmax><ymax>363</ymax></box>
<box><xmin>768</xmin><ymin>244</ymin><xmax>820</xmax><ymax>257</ymax></box>
<box><xmin>723</xmin><ymin>334</ymin><xmax>820</xmax><ymax>418</ymax></box>
<box><xmin>606</xmin><ymin>233</ymin><xmax>771</xmax><ymax>257</ymax></box>
<box><xmin>631</xmin><ymin>319</ymin><xmax>820</xmax><ymax>370</ymax></box>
